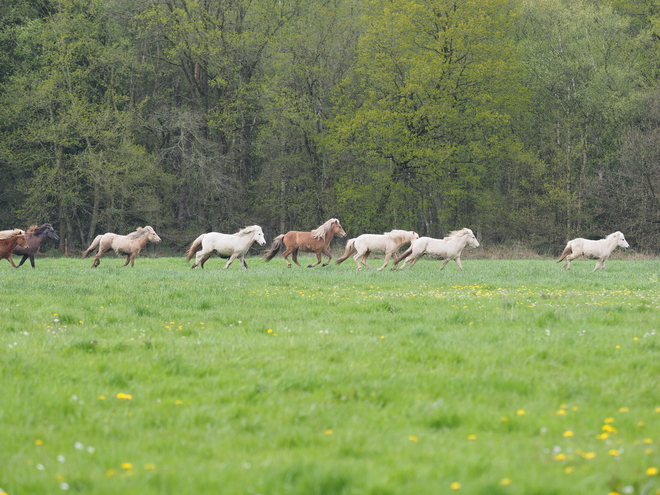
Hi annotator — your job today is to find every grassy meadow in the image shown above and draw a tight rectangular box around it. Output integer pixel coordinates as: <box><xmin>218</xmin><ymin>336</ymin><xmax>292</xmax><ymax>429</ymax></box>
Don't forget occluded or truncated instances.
<box><xmin>1</xmin><ymin>253</ymin><xmax>660</xmax><ymax>494</ymax></box>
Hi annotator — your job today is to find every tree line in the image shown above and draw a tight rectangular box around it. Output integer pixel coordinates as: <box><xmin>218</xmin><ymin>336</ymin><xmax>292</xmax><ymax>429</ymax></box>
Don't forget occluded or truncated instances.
<box><xmin>2</xmin><ymin>0</ymin><xmax>660</xmax><ymax>253</ymax></box>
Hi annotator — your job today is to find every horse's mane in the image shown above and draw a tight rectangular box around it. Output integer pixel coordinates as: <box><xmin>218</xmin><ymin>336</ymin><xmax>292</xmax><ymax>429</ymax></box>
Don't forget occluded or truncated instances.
<box><xmin>444</xmin><ymin>228</ymin><xmax>472</xmax><ymax>240</ymax></box>
<box><xmin>126</xmin><ymin>226</ymin><xmax>152</xmax><ymax>240</ymax></box>
<box><xmin>27</xmin><ymin>225</ymin><xmax>39</xmax><ymax>233</ymax></box>
<box><xmin>606</xmin><ymin>231</ymin><xmax>622</xmax><ymax>239</ymax></box>
<box><xmin>311</xmin><ymin>219</ymin><xmax>338</xmax><ymax>240</ymax></box>
<box><xmin>237</xmin><ymin>226</ymin><xmax>259</xmax><ymax>236</ymax></box>
<box><xmin>0</xmin><ymin>228</ymin><xmax>25</xmax><ymax>240</ymax></box>
<box><xmin>384</xmin><ymin>230</ymin><xmax>415</xmax><ymax>243</ymax></box>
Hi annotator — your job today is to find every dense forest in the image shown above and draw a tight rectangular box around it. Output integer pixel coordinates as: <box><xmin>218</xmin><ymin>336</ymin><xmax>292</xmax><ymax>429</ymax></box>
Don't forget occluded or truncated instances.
<box><xmin>2</xmin><ymin>0</ymin><xmax>660</xmax><ymax>253</ymax></box>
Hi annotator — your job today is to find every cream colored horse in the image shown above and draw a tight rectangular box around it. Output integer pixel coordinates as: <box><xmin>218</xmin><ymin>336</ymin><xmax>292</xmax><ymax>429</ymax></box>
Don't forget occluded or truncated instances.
<box><xmin>82</xmin><ymin>226</ymin><xmax>161</xmax><ymax>267</ymax></box>
<box><xmin>393</xmin><ymin>228</ymin><xmax>480</xmax><ymax>271</ymax></box>
<box><xmin>557</xmin><ymin>231</ymin><xmax>629</xmax><ymax>271</ymax></box>
<box><xmin>186</xmin><ymin>225</ymin><xmax>266</xmax><ymax>269</ymax></box>
<box><xmin>336</xmin><ymin>230</ymin><xmax>418</xmax><ymax>270</ymax></box>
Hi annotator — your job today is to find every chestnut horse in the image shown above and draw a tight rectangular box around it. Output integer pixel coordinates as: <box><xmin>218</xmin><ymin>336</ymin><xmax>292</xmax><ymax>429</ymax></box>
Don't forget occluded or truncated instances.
<box><xmin>13</xmin><ymin>223</ymin><xmax>60</xmax><ymax>268</ymax></box>
<box><xmin>82</xmin><ymin>226</ymin><xmax>161</xmax><ymax>267</ymax></box>
<box><xmin>0</xmin><ymin>231</ymin><xmax>29</xmax><ymax>268</ymax></box>
<box><xmin>264</xmin><ymin>218</ymin><xmax>346</xmax><ymax>268</ymax></box>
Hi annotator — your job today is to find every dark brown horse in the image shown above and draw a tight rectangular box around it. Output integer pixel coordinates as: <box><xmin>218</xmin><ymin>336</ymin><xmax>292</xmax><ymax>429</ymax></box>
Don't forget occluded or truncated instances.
<box><xmin>13</xmin><ymin>223</ymin><xmax>60</xmax><ymax>268</ymax></box>
<box><xmin>264</xmin><ymin>218</ymin><xmax>347</xmax><ymax>268</ymax></box>
<box><xmin>0</xmin><ymin>231</ymin><xmax>29</xmax><ymax>268</ymax></box>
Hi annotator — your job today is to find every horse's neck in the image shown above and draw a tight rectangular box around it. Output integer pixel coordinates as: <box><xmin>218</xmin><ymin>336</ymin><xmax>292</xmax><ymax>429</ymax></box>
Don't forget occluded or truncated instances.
<box><xmin>604</xmin><ymin>236</ymin><xmax>619</xmax><ymax>253</ymax></box>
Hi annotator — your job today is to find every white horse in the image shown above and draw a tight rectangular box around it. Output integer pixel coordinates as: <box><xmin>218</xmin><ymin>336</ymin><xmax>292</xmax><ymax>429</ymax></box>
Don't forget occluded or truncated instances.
<box><xmin>557</xmin><ymin>231</ymin><xmax>629</xmax><ymax>271</ymax></box>
<box><xmin>393</xmin><ymin>228</ymin><xmax>480</xmax><ymax>271</ymax></box>
<box><xmin>335</xmin><ymin>230</ymin><xmax>419</xmax><ymax>270</ymax></box>
<box><xmin>186</xmin><ymin>225</ymin><xmax>266</xmax><ymax>269</ymax></box>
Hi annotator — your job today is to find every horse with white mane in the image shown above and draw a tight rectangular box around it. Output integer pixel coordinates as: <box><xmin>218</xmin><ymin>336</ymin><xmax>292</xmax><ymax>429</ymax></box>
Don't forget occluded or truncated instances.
<box><xmin>392</xmin><ymin>228</ymin><xmax>480</xmax><ymax>271</ymax></box>
<box><xmin>336</xmin><ymin>230</ymin><xmax>418</xmax><ymax>270</ymax></box>
<box><xmin>186</xmin><ymin>225</ymin><xmax>266</xmax><ymax>269</ymax></box>
<box><xmin>82</xmin><ymin>226</ymin><xmax>161</xmax><ymax>267</ymax></box>
<box><xmin>264</xmin><ymin>218</ymin><xmax>346</xmax><ymax>268</ymax></box>
<box><xmin>557</xmin><ymin>231</ymin><xmax>629</xmax><ymax>271</ymax></box>
<box><xmin>0</xmin><ymin>229</ymin><xmax>24</xmax><ymax>240</ymax></box>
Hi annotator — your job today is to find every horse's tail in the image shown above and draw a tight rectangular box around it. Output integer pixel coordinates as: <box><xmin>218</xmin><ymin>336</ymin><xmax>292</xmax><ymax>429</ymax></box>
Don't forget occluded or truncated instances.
<box><xmin>392</xmin><ymin>246</ymin><xmax>413</xmax><ymax>268</ymax></box>
<box><xmin>264</xmin><ymin>235</ymin><xmax>285</xmax><ymax>262</ymax></box>
<box><xmin>335</xmin><ymin>238</ymin><xmax>356</xmax><ymax>264</ymax></box>
<box><xmin>557</xmin><ymin>243</ymin><xmax>572</xmax><ymax>263</ymax></box>
<box><xmin>82</xmin><ymin>235</ymin><xmax>102</xmax><ymax>258</ymax></box>
<box><xmin>186</xmin><ymin>234</ymin><xmax>205</xmax><ymax>262</ymax></box>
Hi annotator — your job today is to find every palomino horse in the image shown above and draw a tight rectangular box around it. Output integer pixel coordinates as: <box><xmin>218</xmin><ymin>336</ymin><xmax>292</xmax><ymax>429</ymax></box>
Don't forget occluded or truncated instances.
<box><xmin>264</xmin><ymin>218</ymin><xmax>346</xmax><ymax>268</ymax></box>
<box><xmin>336</xmin><ymin>230</ymin><xmax>418</xmax><ymax>270</ymax></box>
<box><xmin>393</xmin><ymin>228</ymin><xmax>480</xmax><ymax>271</ymax></box>
<box><xmin>186</xmin><ymin>225</ymin><xmax>266</xmax><ymax>269</ymax></box>
<box><xmin>82</xmin><ymin>226</ymin><xmax>161</xmax><ymax>267</ymax></box>
<box><xmin>13</xmin><ymin>223</ymin><xmax>60</xmax><ymax>268</ymax></box>
<box><xmin>557</xmin><ymin>231</ymin><xmax>629</xmax><ymax>271</ymax></box>
<box><xmin>0</xmin><ymin>230</ymin><xmax>29</xmax><ymax>268</ymax></box>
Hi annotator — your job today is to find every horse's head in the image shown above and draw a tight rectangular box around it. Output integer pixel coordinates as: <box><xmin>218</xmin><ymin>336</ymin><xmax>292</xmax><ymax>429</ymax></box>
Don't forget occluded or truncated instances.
<box><xmin>254</xmin><ymin>226</ymin><xmax>266</xmax><ymax>246</ymax></box>
<box><xmin>412</xmin><ymin>231</ymin><xmax>419</xmax><ymax>241</ymax></box>
<box><xmin>144</xmin><ymin>226</ymin><xmax>161</xmax><ymax>243</ymax></box>
<box><xmin>615</xmin><ymin>231</ymin><xmax>629</xmax><ymax>249</ymax></box>
<box><xmin>16</xmin><ymin>234</ymin><xmax>29</xmax><ymax>250</ymax></box>
<box><xmin>466</xmin><ymin>229</ymin><xmax>480</xmax><ymax>248</ymax></box>
<box><xmin>332</xmin><ymin>219</ymin><xmax>347</xmax><ymax>238</ymax></box>
<box><xmin>45</xmin><ymin>224</ymin><xmax>60</xmax><ymax>242</ymax></box>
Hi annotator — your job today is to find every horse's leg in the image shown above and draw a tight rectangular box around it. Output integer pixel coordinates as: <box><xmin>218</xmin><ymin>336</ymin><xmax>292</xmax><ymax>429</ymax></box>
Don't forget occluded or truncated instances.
<box><xmin>16</xmin><ymin>254</ymin><xmax>28</xmax><ymax>268</ymax></box>
<box><xmin>453</xmin><ymin>257</ymin><xmax>464</xmax><ymax>271</ymax></box>
<box><xmin>29</xmin><ymin>255</ymin><xmax>35</xmax><ymax>268</ymax></box>
<box><xmin>121</xmin><ymin>255</ymin><xmax>132</xmax><ymax>267</ymax></box>
<box><xmin>307</xmin><ymin>250</ymin><xmax>323</xmax><ymax>268</ymax></box>
<box><xmin>283</xmin><ymin>247</ymin><xmax>297</xmax><ymax>268</ymax></box>
<box><xmin>321</xmin><ymin>247</ymin><xmax>333</xmax><ymax>267</ymax></box>
<box><xmin>361</xmin><ymin>253</ymin><xmax>373</xmax><ymax>270</ymax></box>
<box><xmin>223</xmin><ymin>253</ymin><xmax>239</xmax><ymax>269</ymax></box>
<box><xmin>7</xmin><ymin>255</ymin><xmax>18</xmax><ymax>268</ymax></box>
<box><xmin>240</xmin><ymin>256</ymin><xmax>248</xmax><ymax>269</ymax></box>
<box><xmin>406</xmin><ymin>255</ymin><xmax>421</xmax><ymax>269</ymax></box>
<box><xmin>377</xmin><ymin>253</ymin><xmax>393</xmax><ymax>271</ymax></box>
<box><xmin>199</xmin><ymin>251</ymin><xmax>214</xmax><ymax>269</ymax></box>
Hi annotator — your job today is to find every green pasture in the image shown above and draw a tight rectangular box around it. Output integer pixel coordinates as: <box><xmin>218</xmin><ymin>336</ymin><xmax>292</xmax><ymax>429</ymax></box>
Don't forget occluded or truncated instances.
<box><xmin>1</xmin><ymin>255</ymin><xmax>660</xmax><ymax>495</ymax></box>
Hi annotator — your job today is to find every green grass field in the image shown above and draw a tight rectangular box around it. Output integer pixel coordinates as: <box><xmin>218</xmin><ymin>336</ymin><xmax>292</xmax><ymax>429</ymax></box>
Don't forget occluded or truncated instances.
<box><xmin>2</xmin><ymin>254</ymin><xmax>660</xmax><ymax>495</ymax></box>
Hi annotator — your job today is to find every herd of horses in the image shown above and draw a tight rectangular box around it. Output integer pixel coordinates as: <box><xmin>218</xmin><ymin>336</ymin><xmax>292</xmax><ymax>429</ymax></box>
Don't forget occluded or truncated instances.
<box><xmin>0</xmin><ymin>219</ymin><xmax>631</xmax><ymax>272</ymax></box>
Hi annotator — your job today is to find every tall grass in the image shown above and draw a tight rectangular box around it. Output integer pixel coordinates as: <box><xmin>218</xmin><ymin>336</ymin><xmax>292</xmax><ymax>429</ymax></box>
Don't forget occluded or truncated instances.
<box><xmin>1</xmin><ymin>256</ymin><xmax>660</xmax><ymax>494</ymax></box>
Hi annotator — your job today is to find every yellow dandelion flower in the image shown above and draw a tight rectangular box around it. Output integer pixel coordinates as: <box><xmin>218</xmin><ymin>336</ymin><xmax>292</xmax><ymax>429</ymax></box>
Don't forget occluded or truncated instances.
<box><xmin>647</xmin><ymin>467</ymin><xmax>659</xmax><ymax>476</ymax></box>
<box><xmin>615</xmin><ymin>345</ymin><xmax>621</xmax><ymax>349</ymax></box>
<box><xmin>500</xmin><ymin>478</ymin><xmax>512</xmax><ymax>485</ymax></box>
<box><xmin>144</xmin><ymin>464</ymin><xmax>156</xmax><ymax>470</ymax></box>
<box><xmin>565</xmin><ymin>466</ymin><xmax>574</xmax><ymax>473</ymax></box>
<box><xmin>450</xmin><ymin>482</ymin><xmax>461</xmax><ymax>490</ymax></box>
<box><xmin>597</xmin><ymin>433</ymin><xmax>609</xmax><ymax>440</ymax></box>
<box><xmin>467</xmin><ymin>434</ymin><xmax>477</xmax><ymax>441</ymax></box>
<box><xmin>645</xmin><ymin>438</ymin><xmax>653</xmax><ymax>444</ymax></box>
<box><xmin>646</xmin><ymin>449</ymin><xmax>653</xmax><ymax>454</ymax></box>
<box><xmin>639</xmin><ymin>422</ymin><xmax>646</xmax><ymax>427</ymax></box>
<box><xmin>655</xmin><ymin>407</ymin><xmax>660</xmax><ymax>413</ymax></box>
<box><xmin>555</xmin><ymin>453</ymin><xmax>566</xmax><ymax>460</ymax></box>
<box><xmin>620</xmin><ymin>407</ymin><xmax>629</xmax><ymax>413</ymax></box>
<box><xmin>563</xmin><ymin>431</ymin><xmax>574</xmax><ymax>437</ymax></box>
<box><xmin>604</xmin><ymin>417</ymin><xmax>614</xmax><ymax>423</ymax></box>
<box><xmin>501</xmin><ymin>417</ymin><xmax>509</xmax><ymax>422</ymax></box>
<box><xmin>267</xmin><ymin>329</ymin><xmax>273</xmax><ymax>333</ymax></box>
<box><xmin>572</xmin><ymin>406</ymin><xmax>579</xmax><ymax>411</ymax></box>
<box><xmin>35</xmin><ymin>439</ymin><xmax>44</xmax><ymax>446</ymax></box>
<box><xmin>608</xmin><ymin>449</ymin><xmax>620</xmax><ymax>456</ymax></box>
<box><xmin>608</xmin><ymin>492</ymin><xmax>620</xmax><ymax>495</ymax></box>
<box><xmin>116</xmin><ymin>393</ymin><xmax>132</xmax><ymax>400</ymax></box>
<box><xmin>99</xmin><ymin>395</ymin><xmax>106</xmax><ymax>400</ymax></box>
<box><xmin>175</xmin><ymin>400</ymin><xmax>183</xmax><ymax>405</ymax></box>
<box><xmin>121</xmin><ymin>462</ymin><xmax>133</xmax><ymax>470</ymax></box>
<box><xmin>516</xmin><ymin>409</ymin><xmax>526</xmax><ymax>415</ymax></box>
<box><xmin>408</xmin><ymin>435</ymin><xmax>419</xmax><ymax>443</ymax></box>
<box><xmin>380</xmin><ymin>336</ymin><xmax>385</xmax><ymax>339</ymax></box>
<box><xmin>324</xmin><ymin>430</ymin><xmax>333</xmax><ymax>435</ymax></box>
<box><xmin>602</xmin><ymin>425</ymin><xmax>618</xmax><ymax>433</ymax></box>
<box><xmin>556</xmin><ymin>409</ymin><xmax>566</xmax><ymax>415</ymax></box>
<box><xmin>583</xmin><ymin>452</ymin><xmax>596</xmax><ymax>460</ymax></box>
<box><xmin>107</xmin><ymin>469</ymin><xmax>116</xmax><ymax>477</ymax></box>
